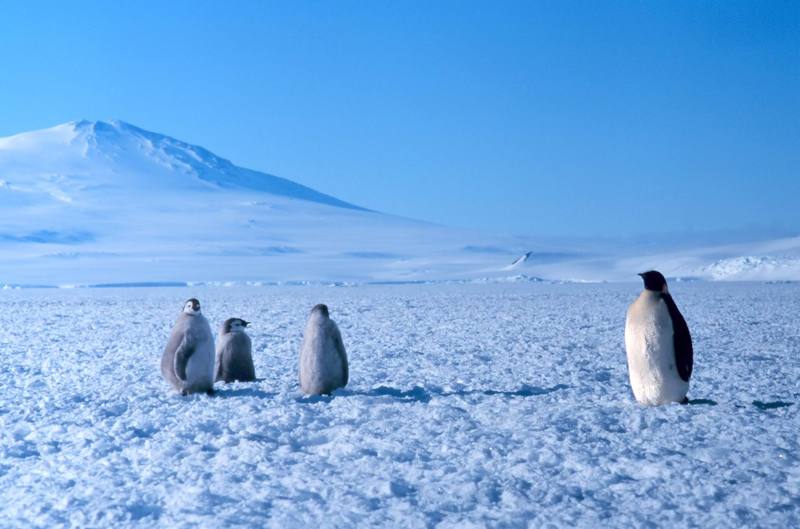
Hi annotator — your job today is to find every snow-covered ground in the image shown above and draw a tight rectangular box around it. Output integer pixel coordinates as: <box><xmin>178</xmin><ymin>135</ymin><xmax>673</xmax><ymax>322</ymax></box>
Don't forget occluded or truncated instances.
<box><xmin>1</xmin><ymin>283</ymin><xmax>798</xmax><ymax>528</ymax></box>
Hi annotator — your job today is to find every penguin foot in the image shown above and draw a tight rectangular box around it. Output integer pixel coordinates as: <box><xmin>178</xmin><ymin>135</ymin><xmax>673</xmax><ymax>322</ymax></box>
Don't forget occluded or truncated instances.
<box><xmin>680</xmin><ymin>396</ymin><xmax>689</xmax><ymax>405</ymax></box>
<box><xmin>206</xmin><ymin>388</ymin><xmax>216</xmax><ymax>396</ymax></box>
<box><xmin>180</xmin><ymin>389</ymin><xmax>189</xmax><ymax>397</ymax></box>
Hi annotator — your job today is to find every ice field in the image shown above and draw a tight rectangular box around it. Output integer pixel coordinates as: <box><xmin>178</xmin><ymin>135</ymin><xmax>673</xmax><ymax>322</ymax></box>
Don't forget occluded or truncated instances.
<box><xmin>1</xmin><ymin>282</ymin><xmax>798</xmax><ymax>528</ymax></box>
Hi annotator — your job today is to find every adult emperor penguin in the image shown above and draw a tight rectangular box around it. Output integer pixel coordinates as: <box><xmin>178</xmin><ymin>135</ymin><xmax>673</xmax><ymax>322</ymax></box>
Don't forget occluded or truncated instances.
<box><xmin>625</xmin><ymin>271</ymin><xmax>694</xmax><ymax>405</ymax></box>
<box><xmin>161</xmin><ymin>298</ymin><xmax>215</xmax><ymax>395</ymax></box>
<box><xmin>298</xmin><ymin>304</ymin><xmax>349</xmax><ymax>395</ymax></box>
<box><xmin>215</xmin><ymin>318</ymin><xmax>255</xmax><ymax>383</ymax></box>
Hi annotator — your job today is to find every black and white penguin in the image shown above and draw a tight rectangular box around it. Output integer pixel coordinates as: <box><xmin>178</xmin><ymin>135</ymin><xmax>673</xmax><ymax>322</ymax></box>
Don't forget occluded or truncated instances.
<box><xmin>215</xmin><ymin>318</ymin><xmax>255</xmax><ymax>383</ymax></box>
<box><xmin>298</xmin><ymin>304</ymin><xmax>349</xmax><ymax>395</ymax></box>
<box><xmin>160</xmin><ymin>298</ymin><xmax>215</xmax><ymax>395</ymax></box>
<box><xmin>624</xmin><ymin>271</ymin><xmax>693</xmax><ymax>405</ymax></box>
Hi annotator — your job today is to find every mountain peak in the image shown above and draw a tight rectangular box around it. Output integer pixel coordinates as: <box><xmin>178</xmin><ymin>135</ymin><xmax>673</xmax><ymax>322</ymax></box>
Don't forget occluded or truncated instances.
<box><xmin>71</xmin><ymin>119</ymin><xmax>159</xmax><ymax>139</ymax></box>
<box><xmin>0</xmin><ymin>120</ymin><xmax>364</xmax><ymax>211</ymax></box>
<box><xmin>69</xmin><ymin>119</ymin><xmax>185</xmax><ymax>153</ymax></box>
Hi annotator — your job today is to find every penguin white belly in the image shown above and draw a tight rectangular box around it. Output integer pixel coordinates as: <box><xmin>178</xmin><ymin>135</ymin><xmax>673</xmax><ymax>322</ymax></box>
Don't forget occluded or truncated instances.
<box><xmin>185</xmin><ymin>343</ymin><xmax>214</xmax><ymax>390</ymax></box>
<box><xmin>625</xmin><ymin>296</ymin><xmax>689</xmax><ymax>405</ymax></box>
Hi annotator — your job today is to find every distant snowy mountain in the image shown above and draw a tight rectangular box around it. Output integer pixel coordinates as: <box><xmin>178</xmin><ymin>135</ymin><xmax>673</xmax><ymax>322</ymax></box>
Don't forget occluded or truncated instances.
<box><xmin>0</xmin><ymin>120</ymin><xmax>535</xmax><ymax>286</ymax></box>
<box><xmin>1</xmin><ymin>120</ymin><xmax>798</xmax><ymax>286</ymax></box>
<box><xmin>0</xmin><ymin>120</ymin><xmax>361</xmax><ymax>209</ymax></box>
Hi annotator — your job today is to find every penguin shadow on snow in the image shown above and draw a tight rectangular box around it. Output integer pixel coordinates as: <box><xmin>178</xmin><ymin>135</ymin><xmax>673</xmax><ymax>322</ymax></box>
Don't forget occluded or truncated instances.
<box><xmin>212</xmin><ymin>383</ymin><xmax>277</xmax><ymax>400</ymax></box>
<box><xmin>296</xmin><ymin>383</ymin><xmax>570</xmax><ymax>404</ymax></box>
<box><xmin>683</xmin><ymin>398</ymin><xmax>795</xmax><ymax>410</ymax></box>
<box><xmin>685</xmin><ymin>398</ymin><xmax>718</xmax><ymax>406</ymax></box>
<box><xmin>750</xmin><ymin>400</ymin><xmax>794</xmax><ymax>411</ymax></box>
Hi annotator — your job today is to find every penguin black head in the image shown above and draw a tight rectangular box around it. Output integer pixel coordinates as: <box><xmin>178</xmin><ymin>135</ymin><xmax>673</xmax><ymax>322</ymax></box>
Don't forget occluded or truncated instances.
<box><xmin>638</xmin><ymin>271</ymin><xmax>668</xmax><ymax>293</ymax></box>
<box><xmin>183</xmin><ymin>298</ymin><xmax>201</xmax><ymax>314</ymax></box>
<box><xmin>222</xmin><ymin>318</ymin><xmax>250</xmax><ymax>333</ymax></box>
<box><xmin>311</xmin><ymin>304</ymin><xmax>329</xmax><ymax>317</ymax></box>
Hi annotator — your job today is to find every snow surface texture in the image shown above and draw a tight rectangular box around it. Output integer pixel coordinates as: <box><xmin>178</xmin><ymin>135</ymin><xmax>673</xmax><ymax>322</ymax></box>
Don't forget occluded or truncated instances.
<box><xmin>1</xmin><ymin>283</ymin><xmax>798</xmax><ymax>528</ymax></box>
<box><xmin>2</xmin><ymin>120</ymin><xmax>800</xmax><ymax>285</ymax></box>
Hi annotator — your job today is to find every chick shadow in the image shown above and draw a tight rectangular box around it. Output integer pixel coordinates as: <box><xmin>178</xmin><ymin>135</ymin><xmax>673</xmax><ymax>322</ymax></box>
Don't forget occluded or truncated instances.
<box><xmin>213</xmin><ymin>386</ymin><xmax>279</xmax><ymax>399</ymax></box>
<box><xmin>688</xmin><ymin>399</ymin><xmax>794</xmax><ymax>410</ymax></box>
<box><xmin>686</xmin><ymin>398</ymin><xmax>718</xmax><ymax>406</ymax></box>
<box><xmin>297</xmin><ymin>383</ymin><xmax>570</xmax><ymax>404</ymax></box>
<box><xmin>752</xmin><ymin>400</ymin><xmax>794</xmax><ymax>411</ymax></box>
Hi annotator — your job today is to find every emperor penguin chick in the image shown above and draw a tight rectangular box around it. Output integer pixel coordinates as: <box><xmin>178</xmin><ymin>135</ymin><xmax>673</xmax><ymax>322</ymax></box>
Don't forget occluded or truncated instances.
<box><xmin>215</xmin><ymin>318</ymin><xmax>255</xmax><ymax>382</ymax></box>
<box><xmin>299</xmin><ymin>304</ymin><xmax>349</xmax><ymax>395</ymax></box>
<box><xmin>625</xmin><ymin>271</ymin><xmax>694</xmax><ymax>405</ymax></box>
<box><xmin>161</xmin><ymin>298</ymin><xmax>215</xmax><ymax>395</ymax></box>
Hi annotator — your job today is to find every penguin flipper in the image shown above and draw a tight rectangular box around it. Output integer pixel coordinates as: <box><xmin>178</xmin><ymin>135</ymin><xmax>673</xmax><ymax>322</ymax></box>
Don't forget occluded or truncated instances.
<box><xmin>662</xmin><ymin>293</ymin><xmax>693</xmax><ymax>382</ymax></box>
<box><xmin>173</xmin><ymin>337</ymin><xmax>196</xmax><ymax>381</ymax></box>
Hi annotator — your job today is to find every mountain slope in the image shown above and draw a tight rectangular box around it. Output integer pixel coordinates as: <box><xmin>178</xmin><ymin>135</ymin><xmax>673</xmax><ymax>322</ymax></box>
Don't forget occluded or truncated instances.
<box><xmin>0</xmin><ymin>120</ymin><xmax>363</xmax><ymax>209</ymax></box>
<box><xmin>0</xmin><ymin>120</ymin><xmax>522</xmax><ymax>286</ymax></box>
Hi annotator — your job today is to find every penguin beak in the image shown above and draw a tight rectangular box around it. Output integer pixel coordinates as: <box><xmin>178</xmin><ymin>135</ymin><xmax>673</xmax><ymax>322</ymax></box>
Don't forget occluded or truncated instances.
<box><xmin>242</xmin><ymin>320</ymin><xmax>250</xmax><ymax>327</ymax></box>
<box><xmin>637</xmin><ymin>272</ymin><xmax>644</xmax><ymax>277</ymax></box>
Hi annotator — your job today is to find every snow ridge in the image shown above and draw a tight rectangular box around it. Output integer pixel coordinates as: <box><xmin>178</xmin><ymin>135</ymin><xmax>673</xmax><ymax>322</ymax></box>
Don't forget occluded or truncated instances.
<box><xmin>701</xmin><ymin>255</ymin><xmax>800</xmax><ymax>281</ymax></box>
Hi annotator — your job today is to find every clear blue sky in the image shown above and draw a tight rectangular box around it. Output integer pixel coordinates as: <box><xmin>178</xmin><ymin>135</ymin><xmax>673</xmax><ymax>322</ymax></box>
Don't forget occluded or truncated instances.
<box><xmin>1</xmin><ymin>1</ymin><xmax>797</xmax><ymax>239</ymax></box>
